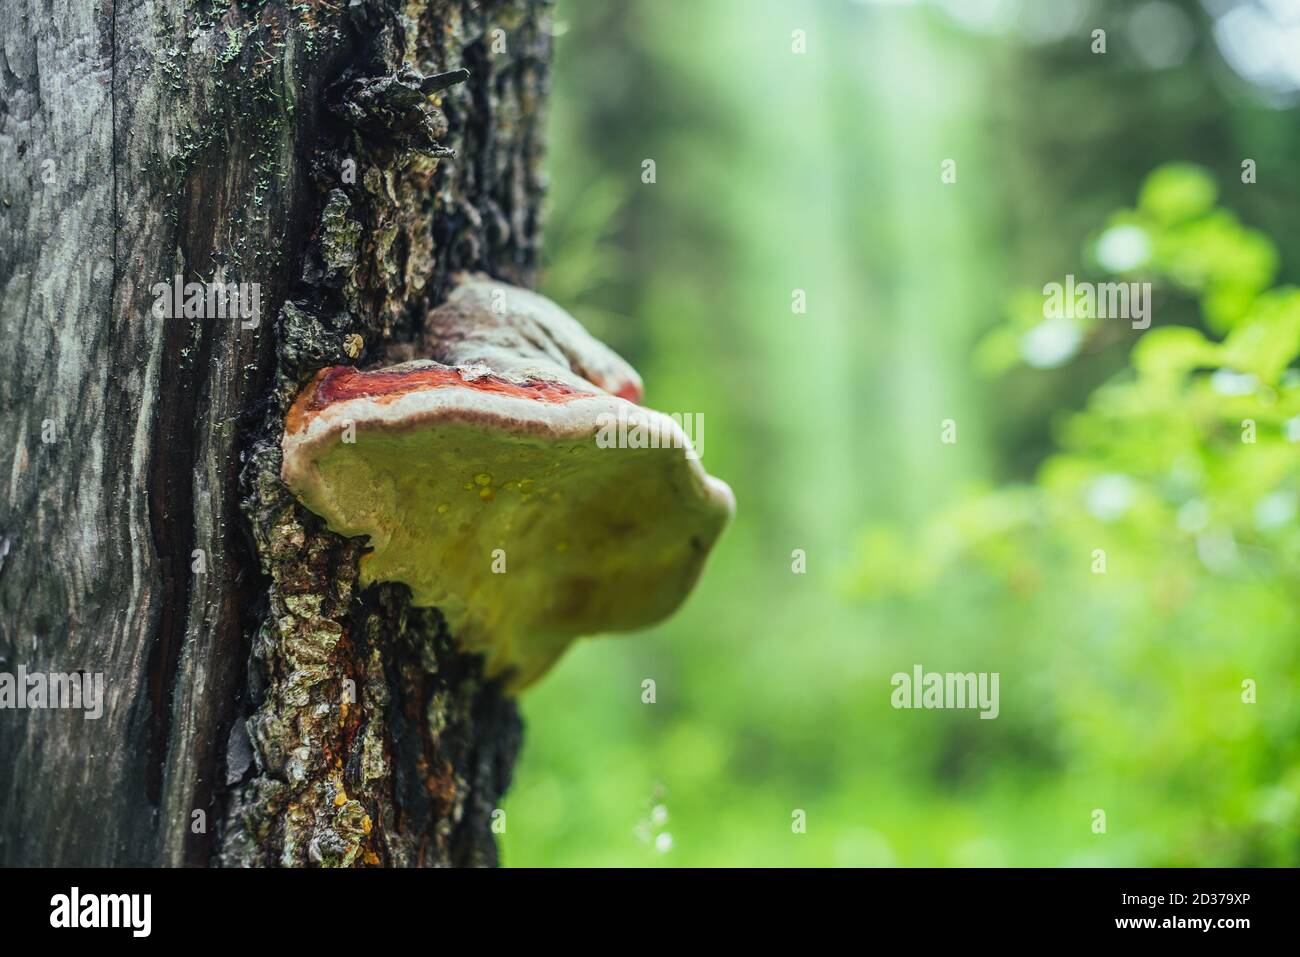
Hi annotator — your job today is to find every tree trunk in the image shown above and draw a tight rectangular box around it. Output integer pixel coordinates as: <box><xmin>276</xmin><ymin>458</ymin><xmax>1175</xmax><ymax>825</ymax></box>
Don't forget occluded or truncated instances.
<box><xmin>1</xmin><ymin>0</ymin><xmax>549</xmax><ymax>867</ymax></box>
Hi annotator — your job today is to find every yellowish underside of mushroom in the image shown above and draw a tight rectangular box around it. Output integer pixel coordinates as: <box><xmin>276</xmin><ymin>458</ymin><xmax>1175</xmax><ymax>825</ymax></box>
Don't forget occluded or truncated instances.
<box><xmin>297</xmin><ymin>421</ymin><xmax>727</xmax><ymax>690</ymax></box>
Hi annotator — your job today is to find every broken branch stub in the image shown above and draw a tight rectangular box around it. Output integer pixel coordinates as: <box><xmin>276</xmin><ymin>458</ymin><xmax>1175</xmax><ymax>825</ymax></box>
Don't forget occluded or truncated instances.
<box><xmin>332</xmin><ymin>65</ymin><xmax>469</xmax><ymax>156</ymax></box>
<box><xmin>281</xmin><ymin>276</ymin><xmax>734</xmax><ymax>691</ymax></box>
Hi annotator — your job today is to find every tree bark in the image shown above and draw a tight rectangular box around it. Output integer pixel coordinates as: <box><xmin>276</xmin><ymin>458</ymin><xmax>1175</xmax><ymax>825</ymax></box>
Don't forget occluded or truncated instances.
<box><xmin>1</xmin><ymin>0</ymin><xmax>549</xmax><ymax>867</ymax></box>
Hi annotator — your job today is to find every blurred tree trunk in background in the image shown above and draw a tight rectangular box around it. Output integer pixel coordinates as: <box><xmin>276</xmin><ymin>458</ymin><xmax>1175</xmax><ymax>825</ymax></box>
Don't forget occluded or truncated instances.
<box><xmin>0</xmin><ymin>0</ymin><xmax>549</xmax><ymax>867</ymax></box>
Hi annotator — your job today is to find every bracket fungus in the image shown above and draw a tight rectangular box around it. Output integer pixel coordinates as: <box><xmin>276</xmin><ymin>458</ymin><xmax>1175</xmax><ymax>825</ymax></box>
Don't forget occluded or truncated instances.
<box><xmin>282</xmin><ymin>276</ymin><xmax>734</xmax><ymax>690</ymax></box>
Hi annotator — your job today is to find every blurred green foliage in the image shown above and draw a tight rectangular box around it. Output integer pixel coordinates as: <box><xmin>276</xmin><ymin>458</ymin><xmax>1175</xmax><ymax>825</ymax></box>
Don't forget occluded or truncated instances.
<box><xmin>501</xmin><ymin>0</ymin><xmax>1300</xmax><ymax>866</ymax></box>
<box><xmin>856</xmin><ymin>163</ymin><xmax>1300</xmax><ymax>865</ymax></box>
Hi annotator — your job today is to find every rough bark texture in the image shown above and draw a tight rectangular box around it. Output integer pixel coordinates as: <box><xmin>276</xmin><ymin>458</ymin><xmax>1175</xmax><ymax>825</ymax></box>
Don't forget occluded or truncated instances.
<box><xmin>0</xmin><ymin>0</ymin><xmax>549</xmax><ymax>866</ymax></box>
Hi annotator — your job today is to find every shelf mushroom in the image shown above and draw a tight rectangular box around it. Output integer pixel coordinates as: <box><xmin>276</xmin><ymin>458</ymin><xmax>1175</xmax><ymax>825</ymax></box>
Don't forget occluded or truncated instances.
<box><xmin>282</xmin><ymin>276</ymin><xmax>734</xmax><ymax>690</ymax></box>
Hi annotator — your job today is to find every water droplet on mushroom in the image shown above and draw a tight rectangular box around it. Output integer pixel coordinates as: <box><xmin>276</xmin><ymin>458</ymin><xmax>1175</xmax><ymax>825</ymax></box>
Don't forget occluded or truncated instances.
<box><xmin>436</xmin><ymin>503</ymin><xmax>450</xmax><ymax>515</ymax></box>
<box><xmin>474</xmin><ymin>472</ymin><xmax>492</xmax><ymax>486</ymax></box>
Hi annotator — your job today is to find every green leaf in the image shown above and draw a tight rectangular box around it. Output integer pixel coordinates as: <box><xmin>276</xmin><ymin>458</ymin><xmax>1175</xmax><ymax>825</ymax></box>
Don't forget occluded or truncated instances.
<box><xmin>1138</xmin><ymin>163</ymin><xmax>1218</xmax><ymax>225</ymax></box>
<box><xmin>1219</xmin><ymin>289</ymin><xmax>1300</xmax><ymax>383</ymax></box>
<box><xmin>1132</xmin><ymin>326</ymin><xmax>1217</xmax><ymax>379</ymax></box>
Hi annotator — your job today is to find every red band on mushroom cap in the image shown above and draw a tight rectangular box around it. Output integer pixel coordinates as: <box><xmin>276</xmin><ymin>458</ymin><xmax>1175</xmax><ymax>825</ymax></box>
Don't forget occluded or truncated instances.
<box><xmin>610</xmin><ymin>381</ymin><xmax>643</xmax><ymax>403</ymax></box>
<box><xmin>307</xmin><ymin>365</ymin><xmax>599</xmax><ymax>411</ymax></box>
